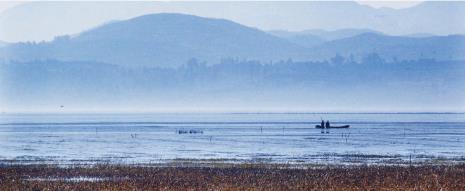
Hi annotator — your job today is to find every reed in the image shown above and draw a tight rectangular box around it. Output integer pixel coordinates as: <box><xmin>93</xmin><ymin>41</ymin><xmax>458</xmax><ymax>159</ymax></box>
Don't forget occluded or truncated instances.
<box><xmin>1</xmin><ymin>163</ymin><xmax>464</xmax><ymax>190</ymax></box>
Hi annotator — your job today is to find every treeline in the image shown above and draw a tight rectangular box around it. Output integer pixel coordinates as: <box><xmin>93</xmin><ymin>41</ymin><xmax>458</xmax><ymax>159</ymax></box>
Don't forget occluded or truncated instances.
<box><xmin>1</xmin><ymin>55</ymin><xmax>464</xmax><ymax>91</ymax></box>
<box><xmin>1</xmin><ymin>56</ymin><xmax>464</xmax><ymax>110</ymax></box>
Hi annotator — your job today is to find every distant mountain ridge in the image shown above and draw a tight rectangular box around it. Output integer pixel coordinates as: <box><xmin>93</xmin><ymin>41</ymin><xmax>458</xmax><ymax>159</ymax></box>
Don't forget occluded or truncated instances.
<box><xmin>268</xmin><ymin>28</ymin><xmax>383</xmax><ymax>48</ymax></box>
<box><xmin>1</xmin><ymin>1</ymin><xmax>465</xmax><ymax>43</ymax></box>
<box><xmin>308</xmin><ymin>33</ymin><xmax>465</xmax><ymax>61</ymax></box>
<box><xmin>0</xmin><ymin>13</ymin><xmax>310</xmax><ymax>67</ymax></box>
<box><xmin>270</xmin><ymin>28</ymin><xmax>383</xmax><ymax>41</ymax></box>
<box><xmin>0</xmin><ymin>13</ymin><xmax>464</xmax><ymax>68</ymax></box>
<box><xmin>268</xmin><ymin>30</ymin><xmax>326</xmax><ymax>48</ymax></box>
<box><xmin>1</xmin><ymin>12</ymin><xmax>464</xmax><ymax>112</ymax></box>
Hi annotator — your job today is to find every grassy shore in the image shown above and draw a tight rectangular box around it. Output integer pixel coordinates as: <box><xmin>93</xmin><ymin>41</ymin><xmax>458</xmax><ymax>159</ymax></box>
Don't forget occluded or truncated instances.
<box><xmin>1</xmin><ymin>163</ymin><xmax>465</xmax><ymax>190</ymax></box>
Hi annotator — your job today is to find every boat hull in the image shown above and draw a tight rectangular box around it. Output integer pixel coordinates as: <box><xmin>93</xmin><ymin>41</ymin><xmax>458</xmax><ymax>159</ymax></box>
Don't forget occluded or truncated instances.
<box><xmin>315</xmin><ymin>125</ymin><xmax>350</xmax><ymax>129</ymax></box>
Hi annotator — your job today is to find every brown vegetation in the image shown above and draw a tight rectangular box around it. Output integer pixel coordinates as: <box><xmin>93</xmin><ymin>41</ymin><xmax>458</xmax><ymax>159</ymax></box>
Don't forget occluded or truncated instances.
<box><xmin>1</xmin><ymin>163</ymin><xmax>464</xmax><ymax>190</ymax></box>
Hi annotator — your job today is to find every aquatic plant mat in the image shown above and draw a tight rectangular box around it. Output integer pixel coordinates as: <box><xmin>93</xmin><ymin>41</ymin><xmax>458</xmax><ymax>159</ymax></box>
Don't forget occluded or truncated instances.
<box><xmin>1</xmin><ymin>162</ymin><xmax>464</xmax><ymax>190</ymax></box>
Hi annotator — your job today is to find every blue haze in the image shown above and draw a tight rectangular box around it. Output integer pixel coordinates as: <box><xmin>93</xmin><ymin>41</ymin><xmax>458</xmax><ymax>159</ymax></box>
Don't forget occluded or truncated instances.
<box><xmin>0</xmin><ymin>2</ymin><xmax>464</xmax><ymax>165</ymax></box>
<box><xmin>1</xmin><ymin>1</ymin><xmax>465</xmax><ymax>42</ymax></box>
<box><xmin>0</xmin><ymin>9</ymin><xmax>464</xmax><ymax>112</ymax></box>
<box><xmin>1</xmin><ymin>58</ymin><xmax>464</xmax><ymax>112</ymax></box>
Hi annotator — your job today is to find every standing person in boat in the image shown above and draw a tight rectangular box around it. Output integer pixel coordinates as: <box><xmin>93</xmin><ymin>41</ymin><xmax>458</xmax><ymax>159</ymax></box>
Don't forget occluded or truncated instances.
<box><xmin>320</xmin><ymin>120</ymin><xmax>325</xmax><ymax>133</ymax></box>
<box><xmin>325</xmin><ymin>120</ymin><xmax>330</xmax><ymax>133</ymax></box>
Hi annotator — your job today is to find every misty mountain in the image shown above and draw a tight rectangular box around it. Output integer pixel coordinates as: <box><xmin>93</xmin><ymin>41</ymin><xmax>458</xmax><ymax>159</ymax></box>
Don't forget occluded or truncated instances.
<box><xmin>302</xmin><ymin>29</ymin><xmax>383</xmax><ymax>41</ymax></box>
<box><xmin>2</xmin><ymin>1</ymin><xmax>465</xmax><ymax>43</ymax></box>
<box><xmin>309</xmin><ymin>33</ymin><xmax>465</xmax><ymax>61</ymax></box>
<box><xmin>268</xmin><ymin>30</ymin><xmax>326</xmax><ymax>48</ymax></box>
<box><xmin>2</xmin><ymin>13</ymin><xmax>464</xmax><ymax>67</ymax></box>
<box><xmin>1</xmin><ymin>58</ymin><xmax>464</xmax><ymax>111</ymax></box>
<box><xmin>1</xmin><ymin>3</ymin><xmax>464</xmax><ymax>112</ymax></box>
<box><xmin>0</xmin><ymin>13</ymin><xmax>309</xmax><ymax>67</ymax></box>
<box><xmin>271</xmin><ymin>28</ymin><xmax>382</xmax><ymax>41</ymax></box>
<box><xmin>268</xmin><ymin>28</ymin><xmax>382</xmax><ymax>48</ymax></box>
<box><xmin>270</xmin><ymin>28</ymin><xmax>465</xmax><ymax>62</ymax></box>
<box><xmin>406</xmin><ymin>33</ymin><xmax>435</xmax><ymax>38</ymax></box>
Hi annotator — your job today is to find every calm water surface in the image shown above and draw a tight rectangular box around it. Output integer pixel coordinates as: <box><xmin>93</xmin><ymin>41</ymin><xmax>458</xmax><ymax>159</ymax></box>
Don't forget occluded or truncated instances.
<box><xmin>0</xmin><ymin>113</ymin><xmax>464</xmax><ymax>164</ymax></box>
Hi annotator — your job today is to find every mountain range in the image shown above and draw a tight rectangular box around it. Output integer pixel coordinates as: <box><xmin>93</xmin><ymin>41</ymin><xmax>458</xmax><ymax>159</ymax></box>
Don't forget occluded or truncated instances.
<box><xmin>269</xmin><ymin>28</ymin><xmax>383</xmax><ymax>48</ymax></box>
<box><xmin>307</xmin><ymin>33</ymin><xmax>465</xmax><ymax>61</ymax></box>
<box><xmin>0</xmin><ymin>13</ymin><xmax>464</xmax><ymax>68</ymax></box>
<box><xmin>0</xmin><ymin>13</ymin><xmax>309</xmax><ymax>67</ymax></box>
<box><xmin>0</xmin><ymin>12</ymin><xmax>464</xmax><ymax>112</ymax></box>
<box><xmin>1</xmin><ymin>1</ymin><xmax>465</xmax><ymax>42</ymax></box>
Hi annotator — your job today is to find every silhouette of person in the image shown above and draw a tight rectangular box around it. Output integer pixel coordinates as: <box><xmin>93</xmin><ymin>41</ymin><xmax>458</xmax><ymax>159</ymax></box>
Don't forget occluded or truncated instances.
<box><xmin>321</xmin><ymin>120</ymin><xmax>325</xmax><ymax>133</ymax></box>
<box><xmin>325</xmin><ymin>120</ymin><xmax>330</xmax><ymax>133</ymax></box>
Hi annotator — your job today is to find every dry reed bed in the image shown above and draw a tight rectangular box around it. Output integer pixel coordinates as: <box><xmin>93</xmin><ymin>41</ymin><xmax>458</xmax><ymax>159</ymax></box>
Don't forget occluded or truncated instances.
<box><xmin>1</xmin><ymin>163</ymin><xmax>464</xmax><ymax>190</ymax></box>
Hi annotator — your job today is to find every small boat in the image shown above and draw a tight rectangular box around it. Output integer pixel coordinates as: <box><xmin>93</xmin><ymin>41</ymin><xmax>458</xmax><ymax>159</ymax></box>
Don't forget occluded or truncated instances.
<box><xmin>315</xmin><ymin>125</ymin><xmax>350</xmax><ymax>129</ymax></box>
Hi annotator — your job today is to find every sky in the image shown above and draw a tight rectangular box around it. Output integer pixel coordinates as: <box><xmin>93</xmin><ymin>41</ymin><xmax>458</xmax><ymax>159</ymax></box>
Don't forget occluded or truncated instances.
<box><xmin>2</xmin><ymin>1</ymin><xmax>464</xmax><ymax>42</ymax></box>
<box><xmin>0</xmin><ymin>1</ymin><xmax>423</xmax><ymax>13</ymax></box>
<box><xmin>0</xmin><ymin>1</ymin><xmax>21</xmax><ymax>14</ymax></box>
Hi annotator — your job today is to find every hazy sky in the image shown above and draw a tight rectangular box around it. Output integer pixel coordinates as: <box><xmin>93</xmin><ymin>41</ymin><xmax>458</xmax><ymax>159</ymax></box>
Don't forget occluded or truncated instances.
<box><xmin>0</xmin><ymin>1</ymin><xmax>21</xmax><ymax>13</ymax></box>
<box><xmin>0</xmin><ymin>1</ymin><xmax>423</xmax><ymax>14</ymax></box>
<box><xmin>2</xmin><ymin>1</ymin><xmax>464</xmax><ymax>42</ymax></box>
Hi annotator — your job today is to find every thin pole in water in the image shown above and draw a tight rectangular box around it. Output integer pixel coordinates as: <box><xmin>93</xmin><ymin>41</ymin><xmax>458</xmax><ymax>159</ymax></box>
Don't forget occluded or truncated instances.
<box><xmin>409</xmin><ymin>154</ymin><xmax>412</xmax><ymax>166</ymax></box>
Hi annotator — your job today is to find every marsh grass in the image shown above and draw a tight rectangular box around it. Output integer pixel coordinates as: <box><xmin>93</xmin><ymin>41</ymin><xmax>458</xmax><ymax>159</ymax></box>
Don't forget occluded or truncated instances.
<box><xmin>1</xmin><ymin>162</ymin><xmax>464</xmax><ymax>190</ymax></box>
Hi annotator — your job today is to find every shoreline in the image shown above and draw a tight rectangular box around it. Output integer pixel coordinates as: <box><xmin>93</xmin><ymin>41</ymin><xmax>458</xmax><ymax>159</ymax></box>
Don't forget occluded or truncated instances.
<box><xmin>1</xmin><ymin>162</ymin><xmax>464</xmax><ymax>190</ymax></box>
<box><xmin>2</xmin><ymin>153</ymin><xmax>464</xmax><ymax>167</ymax></box>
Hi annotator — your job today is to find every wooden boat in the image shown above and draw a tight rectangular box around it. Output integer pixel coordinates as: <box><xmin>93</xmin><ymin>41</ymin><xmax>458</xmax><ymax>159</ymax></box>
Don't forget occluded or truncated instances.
<box><xmin>315</xmin><ymin>125</ymin><xmax>350</xmax><ymax>129</ymax></box>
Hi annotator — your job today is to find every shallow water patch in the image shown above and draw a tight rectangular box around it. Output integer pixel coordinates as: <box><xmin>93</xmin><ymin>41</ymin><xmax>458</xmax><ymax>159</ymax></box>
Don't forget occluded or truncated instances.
<box><xmin>26</xmin><ymin>176</ymin><xmax>128</xmax><ymax>182</ymax></box>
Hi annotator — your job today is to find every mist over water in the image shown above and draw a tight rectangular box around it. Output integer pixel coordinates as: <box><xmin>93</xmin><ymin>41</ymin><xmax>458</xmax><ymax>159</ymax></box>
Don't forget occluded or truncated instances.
<box><xmin>1</xmin><ymin>58</ymin><xmax>464</xmax><ymax>113</ymax></box>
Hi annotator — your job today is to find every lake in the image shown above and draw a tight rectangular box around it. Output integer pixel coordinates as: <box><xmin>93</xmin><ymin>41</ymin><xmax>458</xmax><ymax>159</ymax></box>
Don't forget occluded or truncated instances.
<box><xmin>1</xmin><ymin>113</ymin><xmax>464</xmax><ymax>165</ymax></box>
